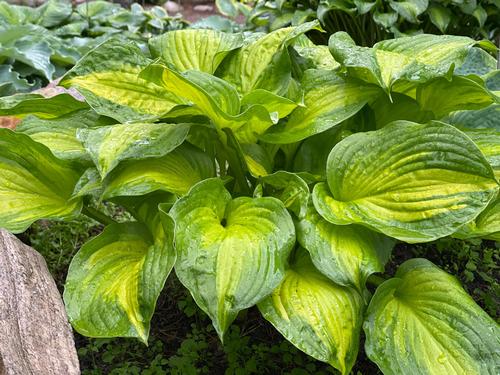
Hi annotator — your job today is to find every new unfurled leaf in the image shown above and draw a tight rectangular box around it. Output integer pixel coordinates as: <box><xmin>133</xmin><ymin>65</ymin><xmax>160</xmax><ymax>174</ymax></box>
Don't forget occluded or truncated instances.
<box><xmin>103</xmin><ymin>143</ymin><xmax>215</xmax><ymax>198</ymax></box>
<box><xmin>0</xmin><ymin>129</ymin><xmax>82</xmax><ymax>233</ymax></box>
<box><xmin>169</xmin><ymin>178</ymin><xmax>295</xmax><ymax>338</ymax></box>
<box><xmin>64</xmin><ymin>219</ymin><xmax>175</xmax><ymax>343</ymax></box>
<box><xmin>261</xmin><ymin>69</ymin><xmax>381</xmax><ymax>143</ymax></box>
<box><xmin>77</xmin><ymin>122</ymin><xmax>190</xmax><ymax>177</ymax></box>
<box><xmin>364</xmin><ymin>258</ymin><xmax>500</xmax><ymax>375</ymax></box>
<box><xmin>258</xmin><ymin>249</ymin><xmax>363</xmax><ymax>375</ymax></box>
<box><xmin>60</xmin><ymin>39</ymin><xmax>183</xmax><ymax>123</ymax></box>
<box><xmin>149</xmin><ymin>29</ymin><xmax>243</xmax><ymax>74</ymax></box>
<box><xmin>297</xmin><ymin>206</ymin><xmax>394</xmax><ymax>290</ymax></box>
<box><xmin>313</xmin><ymin>121</ymin><xmax>499</xmax><ymax>242</ymax></box>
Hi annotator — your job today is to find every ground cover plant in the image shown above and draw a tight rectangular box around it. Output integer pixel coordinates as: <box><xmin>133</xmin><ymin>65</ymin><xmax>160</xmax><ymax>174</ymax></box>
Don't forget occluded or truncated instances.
<box><xmin>0</xmin><ymin>0</ymin><xmax>186</xmax><ymax>96</ymax></box>
<box><xmin>238</xmin><ymin>0</ymin><xmax>500</xmax><ymax>45</ymax></box>
<box><xmin>1</xmin><ymin>24</ymin><xmax>500</xmax><ymax>373</ymax></box>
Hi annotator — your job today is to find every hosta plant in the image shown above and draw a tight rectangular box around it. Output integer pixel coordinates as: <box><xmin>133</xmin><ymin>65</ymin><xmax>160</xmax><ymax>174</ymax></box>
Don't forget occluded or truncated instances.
<box><xmin>0</xmin><ymin>0</ymin><xmax>186</xmax><ymax>96</ymax></box>
<box><xmin>1</xmin><ymin>25</ymin><xmax>499</xmax><ymax>373</ymax></box>
<box><xmin>243</xmin><ymin>0</ymin><xmax>500</xmax><ymax>45</ymax></box>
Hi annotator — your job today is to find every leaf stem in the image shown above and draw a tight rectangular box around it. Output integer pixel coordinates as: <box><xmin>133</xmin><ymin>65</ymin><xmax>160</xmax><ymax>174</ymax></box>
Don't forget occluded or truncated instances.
<box><xmin>82</xmin><ymin>206</ymin><xmax>117</xmax><ymax>226</ymax></box>
<box><xmin>367</xmin><ymin>274</ymin><xmax>388</xmax><ymax>288</ymax></box>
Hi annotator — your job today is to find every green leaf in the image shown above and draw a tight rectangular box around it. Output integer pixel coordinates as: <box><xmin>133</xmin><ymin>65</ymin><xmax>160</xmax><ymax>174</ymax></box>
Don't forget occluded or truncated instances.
<box><xmin>0</xmin><ymin>64</ymin><xmax>35</xmax><ymax>96</ymax></box>
<box><xmin>37</xmin><ymin>0</ymin><xmax>72</xmax><ymax>27</ymax></box>
<box><xmin>371</xmin><ymin>92</ymin><xmax>433</xmax><ymax>128</ymax></box>
<box><xmin>72</xmin><ymin>168</ymin><xmax>103</xmax><ymax>199</ymax></box>
<box><xmin>241</xmin><ymin>89</ymin><xmax>298</xmax><ymax>120</ymax></box>
<box><xmin>149</xmin><ymin>29</ymin><xmax>243</xmax><ymax>74</ymax></box>
<box><xmin>0</xmin><ymin>37</ymin><xmax>54</xmax><ymax>80</ymax></box>
<box><xmin>140</xmin><ymin>65</ymin><xmax>274</xmax><ymax>143</ymax></box>
<box><xmin>312</xmin><ymin>121</ymin><xmax>499</xmax><ymax>243</ymax></box>
<box><xmin>417</xmin><ymin>76</ymin><xmax>497</xmax><ymax>118</ymax></box>
<box><xmin>60</xmin><ymin>39</ymin><xmax>183</xmax><ymax>123</ymax></box>
<box><xmin>64</xmin><ymin>219</ymin><xmax>175</xmax><ymax>343</ymax></box>
<box><xmin>293</xmin><ymin>127</ymin><xmax>342</xmax><ymax>178</ymax></box>
<box><xmin>77</xmin><ymin>122</ymin><xmax>190</xmax><ymax>177</ymax></box>
<box><xmin>455</xmin><ymin>199</ymin><xmax>500</xmax><ymax>241</ymax></box>
<box><xmin>169</xmin><ymin>178</ymin><xmax>295</xmax><ymax>338</ymax></box>
<box><xmin>0</xmin><ymin>129</ymin><xmax>82</xmax><ymax>233</ymax></box>
<box><xmin>219</xmin><ymin>21</ymin><xmax>321</xmax><ymax>95</ymax></box>
<box><xmin>241</xmin><ymin>143</ymin><xmax>273</xmax><ymax>178</ymax></box>
<box><xmin>389</xmin><ymin>0</ymin><xmax>428</xmax><ymax>23</ymax></box>
<box><xmin>460</xmin><ymin>127</ymin><xmax>500</xmax><ymax>179</ymax></box>
<box><xmin>258</xmin><ymin>249</ymin><xmax>363</xmax><ymax>375</ymax></box>
<box><xmin>103</xmin><ymin>143</ymin><xmax>215</xmax><ymax>198</ymax></box>
<box><xmin>364</xmin><ymin>258</ymin><xmax>500</xmax><ymax>374</ymax></box>
<box><xmin>293</xmin><ymin>45</ymin><xmax>340</xmax><ymax>70</ymax></box>
<box><xmin>329</xmin><ymin>32</ymin><xmax>492</xmax><ymax>92</ymax></box>
<box><xmin>0</xmin><ymin>93</ymin><xmax>87</xmax><ymax>118</ymax></box>
<box><xmin>427</xmin><ymin>4</ymin><xmax>452</xmax><ymax>33</ymax></box>
<box><xmin>257</xmin><ymin>171</ymin><xmax>310</xmax><ymax>218</ymax></box>
<box><xmin>443</xmin><ymin>104</ymin><xmax>500</xmax><ymax>131</ymax></box>
<box><xmin>297</xmin><ymin>206</ymin><xmax>394</xmax><ymax>290</ymax></box>
<box><xmin>261</xmin><ymin>69</ymin><xmax>381</xmax><ymax>143</ymax></box>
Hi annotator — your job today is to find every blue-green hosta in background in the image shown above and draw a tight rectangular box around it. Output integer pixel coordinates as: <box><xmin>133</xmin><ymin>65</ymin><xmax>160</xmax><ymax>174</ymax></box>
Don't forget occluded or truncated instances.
<box><xmin>0</xmin><ymin>26</ymin><xmax>499</xmax><ymax>374</ymax></box>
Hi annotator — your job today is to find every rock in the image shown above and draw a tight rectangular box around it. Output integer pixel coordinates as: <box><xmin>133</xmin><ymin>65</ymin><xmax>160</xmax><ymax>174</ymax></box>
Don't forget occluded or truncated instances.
<box><xmin>193</xmin><ymin>4</ymin><xmax>215</xmax><ymax>12</ymax></box>
<box><xmin>164</xmin><ymin>1</ymin><xmax>182</xmax><ymax>14</ymax></box>
<box><xmin>0</xmin><ymin>229</ymin><xmax>80</xmax><ymax>375</ymax></box>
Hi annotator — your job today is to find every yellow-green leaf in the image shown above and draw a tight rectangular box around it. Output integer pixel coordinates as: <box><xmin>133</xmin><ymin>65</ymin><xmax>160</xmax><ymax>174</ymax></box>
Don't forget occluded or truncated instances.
<box><xmin>364</xmin><ymin>258</ymin><xmax>500</xmax><ymax>375</ymax></box>
<box><xmin>297</xmin><ymin>206</ymin><xmax>394</xmax><ymax>290</ymax></box>
<box><xmin>258</xmin><ymin>249</ymin><xmax>364</xmax><ymax>375</ymax></box>
<box><xmin>64</xmin><ymin>219</ymin><xmax>175</xmax><ymax>343</ymax></box>
<box><xmin>0</xmin><ymin>129</ymin><xmax>82</xmax><ymax>233</ymax></box>
<box><xmin>169</xmin><ymin>178</ymin><xmax>295</xmax><ymax>338</ymax></box>
<box><xmin>103</xmin><ymin>143</ymin><xmax>215</xmax><ymax>198</ymax></box>
<box><xmin>60</xmin><ymin>39</ymin><xmax>183</xmax><ymax>123</ymax></box>
<box><xmin>261</xmin><ymin>69</ymin><xmax>381</xmax><ymax>143</ymax></box>
<box><xmin>77</xmin><ymin>122</ymin><xmax>190</xmax><ymax>177</ymax></box>
<box><xmin>149</xmin><ymin>29</ymin><xmax>243</xmax><ymax>74</ymax></box>
<box><xmin>313</xmin><ymin>121</ymin><xmax>499</xmax><ymax>242</ymax></box>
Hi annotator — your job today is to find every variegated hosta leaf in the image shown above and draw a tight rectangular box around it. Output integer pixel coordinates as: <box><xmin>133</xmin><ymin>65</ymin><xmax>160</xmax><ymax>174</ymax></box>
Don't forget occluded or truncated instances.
<box><xmin>443</xmin><ymin>104</ymin><xmax>500</xmax><ymax>131</ymax></box>
<box><xmin>329</xmin><ymin>32</ymin><xmax>495</xmax><ymax>92</ymax></box>
<box><xmin>240</xmin><ymin>89</ymin><xmax>298</xmax><ymax>120</ymax></box>
<box><xmin>140</xmin><ymin>65</ymin><xmax>274</xmax><ymax>143</ymax></box>
<box><xmin>261</xmin><ymin>69</ymin><xmax>381</xmax><ymax>144</ymax></box>
<box><xmin>219</xmin><ymin>21</ymin><xmax>321</xmax><ymax>95</ymax></box>
<box><xmin>364</xmin><ymin>258</ymin><xmax>500</xmax><ymax>375</ymax></box>
<box><xmin>297</xmin><ymin>206</ymin><xmax>394</xmax><ymax>291</ymax></box>
<box><xmin>417</xmin><ymin>76</ymin><xmax>498</xmax><ymax>118</ymax></box>
<box><xmin>0</xmin><ymin>129</ymin><xmax>82</xmax><ymax>233</ymax></box>
<box><xmin>16</xmin><ymin>110</ymin><xmax>114</xmax><ymax>161</ymax></box>
<box><xmin>460</xmin><ymin>127</ymin><xmax>500</xmax><ymax>179</ymax></box>
<box><xmin>313</xmin><ymin>121</ymin><xmax>499</xmax><ymax>243</ymax></box>
<box><xmin>169</xmin><ymin>178</ymin><xmax>295</xmax><ymax>338</ymax></box>
<box><xmin>258</xmin><ymin>249</ymin><xmax>363</xmax><ymax>375</ymax></box>
<box><xmin>77</xmin><ymin>122</ymin><xmax>190</xmax><ymax>177</ymax></box>
<box><xmin>103</xmin><ymin>143</ymin><xmax>215</xmax><ymax>198</ymax></box>
<box><xmin>149</xmin><ymin>29</ymin><xmax>243</xmax><ymax>74</ymax></box>
<box><xmin>241</xmin><ymin>143</ymin><xmax>273</xmax><ymax>178</ymax></box>
<box><xmin>0</xmin><ymin>93</ymin><xmax>87</xmax><ymax>118</ymax></box>
<box><xmin>256</xmin><ymin>171</ymin><xmax>310</xmax><ymax>218</ymax></box>
<box><xmin>72</xmin><ymin>168</ymin><xmax>103</xmax><ymax>199</ymax></box>
<box><xmin>454</xmin><ymin>199</ymin><xmax>500</xmax><ymax>241</ymax></box>
<box><xmin>389</xmin><ymin>0</ymin><xmax>427</xmax><ymax>23</ymax></box>
<box><xmin>64</xmin><ymin>219</ymin><xmax>175</xmax><ymax>343</ymax></box>
<box><xmin>60</xmin><ymin>39</ymin><xmax>183</xmax><ymax>123</ymax></box>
